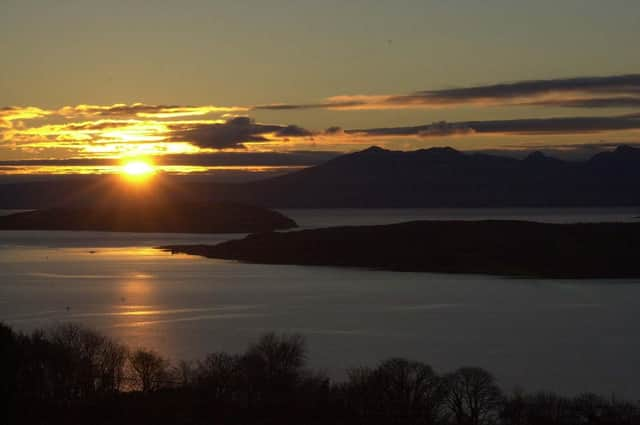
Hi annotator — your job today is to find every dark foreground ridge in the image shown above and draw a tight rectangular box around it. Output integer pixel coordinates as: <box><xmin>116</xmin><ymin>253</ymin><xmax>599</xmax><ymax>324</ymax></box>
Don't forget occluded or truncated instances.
<box><xmin>0</xmin><ymin>202</ymin><xmax>297</xmax><ymax>233</ymax></box>
<box><xmin>163</xmin><ymin>220</ymin><xmax>640</xmax><ymax>278</ymax></box>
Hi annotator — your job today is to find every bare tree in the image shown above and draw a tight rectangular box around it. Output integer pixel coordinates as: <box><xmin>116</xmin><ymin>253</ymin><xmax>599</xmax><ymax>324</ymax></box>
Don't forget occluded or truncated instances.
<box><xmin>47</xmin><ymin>323</ymin><xmax>127</xmax><ymax>397</ymax></box>
<box><xmin>444</xmin><ymin>367</ymin><xmax>503</xmax><ymax>425</ymax></box>
<box><xmin>128</xmin><ymin>348</ymin><xmax>171</xmax><ymax>393</ymax></box>
<box><xmin>343</xmin><ymin>366</ymin><xmax>377</xmax><ymax>417</ymax></box>
<box><xmin>375</xmin><ymin>358</ymin><xmax>446</xmax><ymax>424</ymax></box>
<box><xmin>95</xmin><ymin>338</ymin><xmax>128</xmax><ymax>393</ymax></box>
<box><xmin>195</xmin><ymin>352</ymin><xmax>242</xmax><ymax>402</ymax></box>
<box><xmin>573</xmin><ymin>392</ymin><xmax>608</xmax><ymax>423</ymax></box>
<box><xmin>523</xmin><ymin>391</ymin><xmax>574</xmax><ymax>424</ymax></box>
<box><xmin>176</xmin><ymin>359</ymin><xmax>195</xmax><ymax>388</ymax></box>
<box><xmin>344</xmin><ymin>359</ymin><xmax>445</xmax><ymax>424</ymax></box>
<box><xmin>243</xmin><ymin>332</ymin><xmax>307</xmax><ymax>406</ymax></box>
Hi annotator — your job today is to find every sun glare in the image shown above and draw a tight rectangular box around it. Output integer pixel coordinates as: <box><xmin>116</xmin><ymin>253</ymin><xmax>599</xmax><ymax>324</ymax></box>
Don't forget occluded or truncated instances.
<box><xmin>121</xmin><ymin>160</ymin><xmax>155</xmax><ymax>180</ymax></box>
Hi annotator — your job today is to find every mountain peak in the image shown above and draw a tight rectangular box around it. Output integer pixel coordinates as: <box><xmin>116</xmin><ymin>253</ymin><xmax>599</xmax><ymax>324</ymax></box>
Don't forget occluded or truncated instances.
<box><xmin>523</xmin><ymin>151</ymin><xmax>559</xmax><ymax>163</ymax></box>
<box><xmin>423</xmin><ymin>146</ymin><xmax>461</xmax><ymax>154</ymax></box>
<box><xmin>525</xmin><ymin>151</ymin><xmax>546</xmax><ymax>160</ymax></box>
<box><xmin>589</xmin><ymin>145</ymin><xmax>640</xmax><ymax>164</ymax></box>
<box><xmin>360</xmin><ymin>146</ymin><xmax>388</xmax><ymax>154</ymax></box>
<box><xmin>614</xmin><ymin>145</ymin><xmax>638</xmax><ymax>154</ymax></box>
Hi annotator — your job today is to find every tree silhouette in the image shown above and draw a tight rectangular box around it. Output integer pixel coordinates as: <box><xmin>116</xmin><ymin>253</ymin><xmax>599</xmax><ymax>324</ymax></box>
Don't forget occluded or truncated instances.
<box><xmin>343</xmin><ymin>358</ymin><xmax>446</xmax><ymax>424</ymax></box>
<box><xmin>444</xmin><ymin>367</ymin><xmax>503</xmax><ymax>425</ymax></box>
<box><xmin>128</xmin><ymin>348</ymin><xmax>171</xmax><ymax>393</ymax></box>
<box><xmin>243</xmin><ymin>332</ymin><xmax>307</xmax><ymax>407</ymax></box>
<box><xmin>375</xmin><ymin>358</ymin><xmax>446</xmax><ymax>424</ymax></box>
<box><xmin>195</xmin><ymin>352</ymin><xmax>243</xmax><ymax>403</ymax></box>
<box><xmin>47</xmin><ymin>323</ymin><xmax>128</xmax><ymax>397</ymax></box>
<box><xmin>3</xmin><ymin>322</ymin><xmax>640</xmax><ymax>425</ymax></box>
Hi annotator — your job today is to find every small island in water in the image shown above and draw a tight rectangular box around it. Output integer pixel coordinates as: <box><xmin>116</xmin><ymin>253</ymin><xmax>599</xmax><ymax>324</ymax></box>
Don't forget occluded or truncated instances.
<box><xmin>164</xmin><ymin>220</ymin><xmax>640</xmax><ymax>278</ymax></box>
<box><xmin>0</xmin><ymin>203</ymin><xmax>297</xmax><ymax>233</ymax></box>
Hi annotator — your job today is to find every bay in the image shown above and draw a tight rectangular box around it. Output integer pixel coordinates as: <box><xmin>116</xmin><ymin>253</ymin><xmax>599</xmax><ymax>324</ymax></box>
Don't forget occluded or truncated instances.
<box><xmin>1</xmin><ymin>207</ymin><xmax>639</xmax><ymax>397</ymax></box>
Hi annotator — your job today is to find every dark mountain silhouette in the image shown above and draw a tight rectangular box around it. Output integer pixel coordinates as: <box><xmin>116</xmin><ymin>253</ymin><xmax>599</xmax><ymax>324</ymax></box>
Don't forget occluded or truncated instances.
<box><xmin>163</xmin><ymin>220</ymin><xmax>640</xmax><ymax>278</ymax></box>
<box><xmin>226</xmin><ymin>145</ymin><xmax>640</xmax><ymax>207</ymax></box>
<box><xmin>0</xmin><ymin>202</ymin><xmax>296</xmax><ymax>233</ymax></box>
<box><xmin>1</xmin><ymin>145</ymin><xmax>640</xmax><ymax>208</ymax></box>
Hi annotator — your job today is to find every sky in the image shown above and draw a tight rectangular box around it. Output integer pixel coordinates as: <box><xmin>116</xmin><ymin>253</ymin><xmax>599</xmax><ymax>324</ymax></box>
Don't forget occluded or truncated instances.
<box><xmin>1</xmin><ymin>0</ymin><xmax>640</xmax><ymax>176</ymax></box>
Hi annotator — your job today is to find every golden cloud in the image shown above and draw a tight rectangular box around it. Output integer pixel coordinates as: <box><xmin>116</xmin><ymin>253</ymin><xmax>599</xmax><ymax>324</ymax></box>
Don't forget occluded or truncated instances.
<box><xmin>56</xmin><ymin>103</ymin><xmax>247</xmax><ymax>119</ymax></box>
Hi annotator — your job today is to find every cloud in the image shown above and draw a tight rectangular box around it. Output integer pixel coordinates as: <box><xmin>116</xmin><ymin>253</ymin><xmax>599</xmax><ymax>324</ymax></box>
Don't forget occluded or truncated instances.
<box><xmin>349</xmin><ymin>114</ymin><xmax>640</xmax><ymax>138</ymax></box>
<box><xmin>275</xmin><ymin>125</ymin><xmax>313</xmax><ymax>137</ymax></box>
<box><xmin>0</xmin><ymin>107</ymin><xmax>52</xmax><ymax>142</ymax></box>
<box><xmin>0</xmin><ymin>150</ymin><xmax>340</xmax><ymax>167</ymax></box>
<box><xmin>1</xmin><ymin>111</ymin><xmax>316</xmax><ymax>156</ymax></box>
<box><xmin>348</xmin><ymin>121</ymin><xmax>474</xmax><ymax>138</ymax></box>
<box><xmin>4</xmin><ymin>95</ymin><xmax>640</xmax><ymax>164</ymax></box>
<box><xmin>252</xmin><ymin>74</ymin><xmax>640</xmax><ymax>111</ymax></box>
<box><xmin>252</xmin><ymin>99</ymin><xmax>365</xmax><ymax>111</ymax></box>
<box><xmin>465</xmin><ymin>115</ymin><xmax>640</xmax><ymax>135</ymax></box>
<box><xmin>523</xmin><ymin>97</ymin><xmax>640</xmax><ymax>108</ymax></box>
<box><xmin>411</xmin><ymin>74</ymin><xmax>640</xmax><ymax>103</ymax></box>
<box><xmin>0</xmin><ymin>106</ymin><xmax>50</xmax><ymax>124</ymax></box>
<box><xmin>324</xmin><ymin>126</ymin><xmax>345</xmax><ymax>135</ymax></box>
<box><xmin>57</xmin><ymin>103</ymin><xmax>246</xmax><ymax>118</ymax></box>
<box><xmin>167</xmin><ymin>117</ymin><xmax>314</xmax><ymax>149</ymax></box>
<box><xmin>471</xmin><ymin>141</ymin><xmax>640</xmax><ymax>161</ymax></box>
<box><xmin>416</xmin><ymin>121</ymin><xmax>475</xmax><ymax>137</ymax></box>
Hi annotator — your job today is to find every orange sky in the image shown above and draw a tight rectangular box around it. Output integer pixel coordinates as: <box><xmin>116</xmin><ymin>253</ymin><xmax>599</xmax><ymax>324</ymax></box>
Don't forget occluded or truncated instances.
<box><xmin>1</xmin><ymin>1</ymin><xmax>639</xmax><ymax>174</ymax></box>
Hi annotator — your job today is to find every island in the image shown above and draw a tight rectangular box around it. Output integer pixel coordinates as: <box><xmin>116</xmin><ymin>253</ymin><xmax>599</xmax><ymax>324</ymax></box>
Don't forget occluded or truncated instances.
<box><xmin>0</xmin><ymin>203</ymin><xmax>297</xmax><ymax>233</ymax></box>
<box><xmin>162</xmin><ymin>220</ymin><xmax>640</xmax><ymax>278</ymax></box>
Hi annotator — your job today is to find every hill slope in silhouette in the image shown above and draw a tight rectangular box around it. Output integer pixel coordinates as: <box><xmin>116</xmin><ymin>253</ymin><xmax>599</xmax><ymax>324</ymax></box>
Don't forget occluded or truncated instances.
<box><xmin>230</xmin><ymin>145</ymin><xmax>640</xmax><ymax>207</ymax></box>
<box><xmin>0</xmin><ymin>202</ymin><xmax>297</xmax><ymax>233</ymax></box>
<box><xmin>163</xmin><ymin>220</ymin><xmax>640</xmax><ymax>278</ymax></box>
<box><xmin>1</xmin><ymin>145</ymin><xmax>640</xmax><ymax>208</ymax></box>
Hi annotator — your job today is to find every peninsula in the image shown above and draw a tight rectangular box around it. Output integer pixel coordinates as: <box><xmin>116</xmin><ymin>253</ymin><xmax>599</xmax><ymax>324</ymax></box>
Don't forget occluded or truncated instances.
<box><xmin>0</xmin><ymin>203</ymin><xmax>297</xmax><ymax>233</ymax></box>
<box><xmin>163</xmin><ymin>220</ymin><xmax>640</xmax><ymax>278</ymax></box>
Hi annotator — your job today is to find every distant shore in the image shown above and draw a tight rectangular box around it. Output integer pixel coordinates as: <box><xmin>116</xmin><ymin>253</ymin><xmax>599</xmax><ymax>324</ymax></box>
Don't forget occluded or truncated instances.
<box><xmin>0</xmin><ymin>203</ymin><xmax>297</xmax><ymax>234</ymax></box>
<box><xmin>163</xmin><ymin>220</ymin><xmax>640</xmax><ymax>278</ymax></box>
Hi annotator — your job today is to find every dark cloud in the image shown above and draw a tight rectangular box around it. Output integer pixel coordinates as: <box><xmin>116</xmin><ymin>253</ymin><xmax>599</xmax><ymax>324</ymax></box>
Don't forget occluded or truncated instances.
<box><xmin>416</xmin><ymin>121</ymin><xmax>474</xmax><ymax>137</ymax></box>
<box><xmin>349</xmin><ymin>121</ymin><xmax>473</xmax><ymax>137</ymax></box>
<box><xmin>350</xmin><ymin>114</ymin><xmax>640</xmax><ymax>137</ymax></box>
<box><xmin>251</xmin><ymin>74</ymin><xmax>640</xmax><ymax>111</ymax></box>
<box><xmin>324</xmin><ymin>126</ymin><xmax>344</xmax><ymax>135</ymax></box>
<box><xmin>471</xmin><ymin>141</ymin><xmax>640</xmax><ymax>161</ymax></box>
<box><xmin>252</xmin><ymin>100</ymin><xmax>364</xmax><ymax>111</ymax></box>
<box><xmin>275</xmin><ymin>125</ymin><xmax>313</xmax><ymax>137</ymax></box>
<box><xmin>0</xmin><ymin>151</ymin><xmax>339</xmax><ymax>167</ymax></box>
<box><xmin>167</xmin><ymin>117</ymin><xmax>314</xmax><ymax>149</ymax></box>
<box><xmin>525</xmin><ymin>97</ymin><xmax>640</xmax><ymax>108</ymax></box>
<box><xmin>467</xmin><ymin>115</ymin><xmax>640</xmax><ymax>135</ymax></box>
<box><xmin>413</xmin><ymin>74</ymin><xmax>640</xmax><ymax>102</ymax></box>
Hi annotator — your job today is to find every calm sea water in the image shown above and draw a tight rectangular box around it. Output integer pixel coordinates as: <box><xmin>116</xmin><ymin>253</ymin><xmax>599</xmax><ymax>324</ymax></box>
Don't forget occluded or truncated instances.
<box><xmin>1</xmin><ymin>208</ymin><xmax>639</xmax><ymax>397</ymax></box>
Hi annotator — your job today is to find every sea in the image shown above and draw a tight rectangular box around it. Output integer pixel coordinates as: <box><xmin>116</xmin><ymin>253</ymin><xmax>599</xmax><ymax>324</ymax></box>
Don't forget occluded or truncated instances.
<box><xmin>1</xmin><ymin>207</ymin><xmax>639</xmax><ymax>397</ymax></box>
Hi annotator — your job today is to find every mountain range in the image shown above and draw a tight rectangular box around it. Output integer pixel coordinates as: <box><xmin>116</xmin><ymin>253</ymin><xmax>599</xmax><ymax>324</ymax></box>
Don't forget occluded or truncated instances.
<box><xmin>212</xmin><ymin>145</ymin><xmax>640</xmax><ymax>207</ymax></box>
<box><xmin>1</xmin><ymin>145</ymin><xmax>639</xmax><ymax>208</ymax></box>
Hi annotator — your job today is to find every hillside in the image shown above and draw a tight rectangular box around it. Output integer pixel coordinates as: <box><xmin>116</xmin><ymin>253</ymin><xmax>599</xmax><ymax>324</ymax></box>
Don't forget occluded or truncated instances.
<box><xmin>1</xmin><ymin>146</ymin><xmax>640</xmax><ymax>208</ymax></box>
<box><xmin>0</xmin><ymin>203</ymin><xmax>297</xmax><ymax>233</ymax></box>
<box><xmin>163</xmin><ymin>220</ymin><xmax>640</xmax><ymax>278</ymax></box>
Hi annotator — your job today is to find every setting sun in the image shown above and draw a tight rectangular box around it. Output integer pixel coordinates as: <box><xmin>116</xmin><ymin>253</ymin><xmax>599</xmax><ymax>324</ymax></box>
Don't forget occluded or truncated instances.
<box><xmin>121</xmin><ymin>160</ymin><xmax>155</xmax><ymax>179</ymax></box>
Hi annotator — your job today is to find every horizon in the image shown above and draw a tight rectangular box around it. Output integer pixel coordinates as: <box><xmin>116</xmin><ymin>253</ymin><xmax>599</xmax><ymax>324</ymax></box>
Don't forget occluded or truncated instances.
<box><xmin>0</xmin><ymin>142</ymin><xmax>637</xmax><ymax>184</ymax></box>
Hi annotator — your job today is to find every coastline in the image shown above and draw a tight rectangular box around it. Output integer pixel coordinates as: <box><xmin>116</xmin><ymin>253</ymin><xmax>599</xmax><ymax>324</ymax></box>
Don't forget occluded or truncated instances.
<box><xmin>162</xmin><ymin>220</ymin><xmax>640</xmax><ymax>278</ymax></box>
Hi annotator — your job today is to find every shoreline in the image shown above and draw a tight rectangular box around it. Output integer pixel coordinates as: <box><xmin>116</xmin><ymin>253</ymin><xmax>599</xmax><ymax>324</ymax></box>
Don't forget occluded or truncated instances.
<box><xmin>162</xmin><ymin>220</ymin><xmax>640</xmax><ymax>278</ymax></box>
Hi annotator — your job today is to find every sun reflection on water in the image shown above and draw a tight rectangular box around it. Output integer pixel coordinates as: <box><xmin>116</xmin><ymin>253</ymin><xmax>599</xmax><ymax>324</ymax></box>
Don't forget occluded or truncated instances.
<box><xmin>122</xmin><ymin>279</ymin><xmax>153</xmax><ymax>296</ymax></box>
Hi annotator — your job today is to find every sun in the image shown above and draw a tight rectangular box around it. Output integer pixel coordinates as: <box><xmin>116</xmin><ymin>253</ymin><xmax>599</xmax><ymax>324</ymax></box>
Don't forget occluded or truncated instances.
<box><xmin>121</xmin><ymin>160</ymin><xmax>155</xmax><ymax>180</ymax></box>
